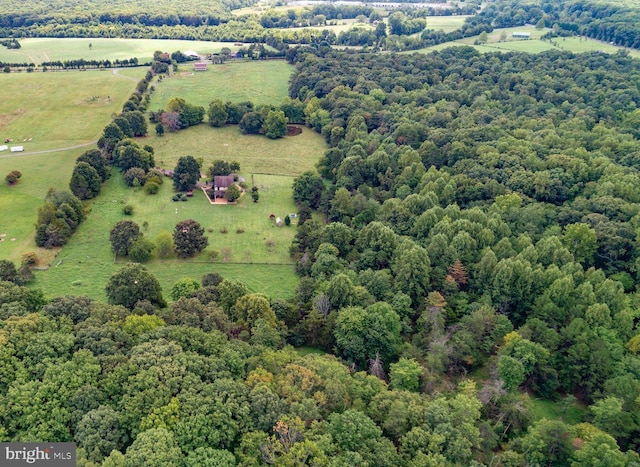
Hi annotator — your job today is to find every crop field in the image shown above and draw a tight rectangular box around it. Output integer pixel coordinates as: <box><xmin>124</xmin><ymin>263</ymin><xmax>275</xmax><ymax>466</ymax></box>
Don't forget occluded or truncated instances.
<box><xmin>149</xmin><ymin>60</ymin><xmax>293</xmax><ymax>108</ymax></box>
<box><xmin>0</xmin><ymin>38</ymin><xmax>251</xmax><ymax>65</ymax></box>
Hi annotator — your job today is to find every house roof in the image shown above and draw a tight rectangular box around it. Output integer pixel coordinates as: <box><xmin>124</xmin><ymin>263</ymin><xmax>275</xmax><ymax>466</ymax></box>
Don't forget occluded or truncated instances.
<box><xmin>214</xmin><ymin>175</ymin><xmax>234</xmax><ymax>188</ymax></box>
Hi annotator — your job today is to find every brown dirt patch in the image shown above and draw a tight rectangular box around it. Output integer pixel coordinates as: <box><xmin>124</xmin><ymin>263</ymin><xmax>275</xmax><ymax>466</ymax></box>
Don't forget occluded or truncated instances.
<box><xmin>0</xmin><ymin>108</ymin><xmax>26</xmax><ymax>131</ymax></box>
<box><xmin>287</xmin><ymin>125</ymin><xmax>303</xmax><ymax>136</ymax></box>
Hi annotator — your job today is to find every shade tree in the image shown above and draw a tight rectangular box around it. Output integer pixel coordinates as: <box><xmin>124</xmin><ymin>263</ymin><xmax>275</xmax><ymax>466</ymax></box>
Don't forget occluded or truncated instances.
<box><xmin>173</xmin><ymin>219</ymin><xmax>208</xmax><ymax>258</ymax></box>
<box><xmin>109</xmin><ymin>220</ymin><xmax>141</xmax><ymax>257</ymax></box>
<box><xmin>173</xmin><ymin>155</ymin><xmax>201</xmax><ymax>191</ymax></box>
<box><xmin>105</xmin><ymin>264</ymin><xmax>166</xmax><ymax>309</ymax></box>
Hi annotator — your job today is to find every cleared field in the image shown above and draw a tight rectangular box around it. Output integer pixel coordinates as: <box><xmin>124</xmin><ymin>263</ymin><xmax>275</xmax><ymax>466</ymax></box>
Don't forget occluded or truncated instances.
<box><xmin>0</xmin><ymin>69</ymin><xmax>143</xmax><ymax>262</ymax></box>
<box><xmin>426</xmin><ymin>15</ymin><xmax>470</xmax><ymax>32</ymax></box>
<box><xmin>416</xmin><ymin>27</ymin><xmax>640</xmax><ymax>58</ymax></box>
<box><xmin>0</xmin><ymin>149</ymin><xmax>80</xmax><ymax>264</ymax></box>
<box><xmin>149</xmin><ymin>60</ymin><xmax>293</xmax><ymax>108</ymax></box>
<box><xmin>148</xmin><ymin>124</ymin><xmax>325</xmax><ymax>176</ymax></box>
<box><xmin>32</xmin><ymin>168</ymin><xmax>302</xmax><ymax>301</ymax></box>
<box><xmin>0</xmin><ymin>38</ymin><xmax>250</xmax><ymax>65</ymax></box>
<box><xmin>0</xmin><ymin>68</ymin><xmax>147</xmax><ymax>151</ymax></box>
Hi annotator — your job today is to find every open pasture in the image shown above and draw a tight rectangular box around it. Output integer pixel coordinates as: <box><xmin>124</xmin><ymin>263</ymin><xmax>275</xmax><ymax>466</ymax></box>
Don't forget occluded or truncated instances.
<box><xmin>0</xmin><ymin>68</ymin><xmax>146</xmax><ymax>151</ymax></box>
<box><xmin>426</xmin><ymin>15</ymin><xmax>470</xmax><ymax>33</ymax></box>
<box><xmin>416</xmin><ymin>26</ymin><xmax>640</xmax><ymax>58</ymax></box>
<box><xmin>0</xmin><ymin>69</ymin><xmax>143</xmax><ymax>262</ymax></box>
<box><xmin>149</xmin><ymin>60</ymin><xmax>293</xmax><ymax>108</ymax></box>
<box><xmin>0</xmin><ymin>38</ymin><xmax>251</xmax><ymax>65</ymax></box>
<box><xmin>32</xmin><ymin>169</ymin><xmax>301</xmax><ymax>301</ymax></box>
<box><xmin>148</xmin><ymin>124</ymin><xmax>325</xmax><ymax>176</ymax></box>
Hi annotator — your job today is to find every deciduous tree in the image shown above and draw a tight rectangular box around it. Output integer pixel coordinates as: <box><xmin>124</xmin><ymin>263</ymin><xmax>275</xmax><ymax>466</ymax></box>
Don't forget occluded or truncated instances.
<box><xmin>109</xmin><ymin>220</ymin><xmax>141</xmax><ymax>257</ymax></box>
<box><xmin>173</xmin><ymin>219</ymin><xmax>208</xmax><ymax>258</ymax></box>
<box><xmin>105</xmin><ymin>264</ymin><xmax>166</xmax><ymax>309</ymax></box>
<box><xmin>173</xmin><ymin>155</ymin><xmax>201</xmax><ymax>191</ymax></box>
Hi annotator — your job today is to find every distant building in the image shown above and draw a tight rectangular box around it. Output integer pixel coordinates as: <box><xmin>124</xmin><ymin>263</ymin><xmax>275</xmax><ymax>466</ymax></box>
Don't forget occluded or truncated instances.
<box><xmin>184</xmin><ymin>50</ymin><xmax>200</xmax><ymax>59</ymax></box>
<box><xmin>512</xmin><ymin>32</ymin><xmax>531</xmax><ymax>39</ymax></box>
<box><xmin>194</xmin><ymin>62</ymin><xmax>207</xmax><ymax>71</ymax></box>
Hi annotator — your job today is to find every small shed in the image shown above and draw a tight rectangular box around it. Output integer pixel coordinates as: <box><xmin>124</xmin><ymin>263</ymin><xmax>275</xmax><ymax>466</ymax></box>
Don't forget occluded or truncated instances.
<box><xmin>194</xmin><ymin>62</ymin><xmax>207</xmax><ymax>71</ymax></box>
<box><xmin>512</xmin><ymin>32</ymin><xmax>531</xmax><ymax>39</ymax></box>
<box><xmin>213</xmin><ymin>175</ymin><xmax>235</xmax><ymax>198</ymax></box>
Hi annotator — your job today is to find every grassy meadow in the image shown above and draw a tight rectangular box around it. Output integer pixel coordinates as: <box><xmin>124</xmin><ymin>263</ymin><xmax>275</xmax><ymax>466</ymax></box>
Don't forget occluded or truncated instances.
<box><xmin>416</xmin><ymin>26</ymin><xmax>640</xmax><ymax>58</ymax></box>
<box><xmin>0</xmin><ymin>69</ymin><xmax>145</xmax><ymax>263</ymax></box>
<box><xmin>149</xmin><ymin>60</ymin><xmax>293</xmax><ymax>109</ymax></box>
<box><xmin>148</xmin><ymin>124</ymin><xmax>324</xmax><ymax>176</ymax></box>
<box><xmin>0</xmin><ymin>38</ymin><xmax>251</xmax><ymax>65</ymax></box>
<box><xmin>31</xmin><ymin>169</ymin><xmax>302</xmax><ymax>301</ymax></box>
<box><xmin>0</xmin><ymin>68</ymin><xmax>147</xmax><ymax>151</ymax></box>
<box><xmin>6</xmin><ymin>61</ymin><xmax>326</xmax><ymax>299</ymax></box>
<box><xmin>426</xmin><ymin>15</ymin><xmax>470</xmax><ymax>33</ymax></box>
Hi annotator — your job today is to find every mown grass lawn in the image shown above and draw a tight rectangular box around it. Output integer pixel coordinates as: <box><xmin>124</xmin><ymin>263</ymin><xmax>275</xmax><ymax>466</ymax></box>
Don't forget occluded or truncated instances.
<box><xmin>149</xmin><ymin>60</ymin><xmax>293</xmax><ymax>109</ymax></box>
<box><xmin>0</xmin><ymin>38</ymin><xmax>252</xmax><ymax>65</ymax></box>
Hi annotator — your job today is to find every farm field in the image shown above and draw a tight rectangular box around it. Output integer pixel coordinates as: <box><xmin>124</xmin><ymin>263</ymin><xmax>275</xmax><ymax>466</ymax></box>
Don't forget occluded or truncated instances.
<box><xmin>20</xmin><ymin>59</ymin><xmax>324</xmax><ymax>301</ymax></box>
<box><xmin>416</xmin><ymin>26</ymin><xmax>640</xmax><ymax>58</ymax></box>
<box><xmin>149</xmin><ymin>60</ymin><xmax>293</xmax><ymax>108</ymax></box>
<box><xmin>0</xmin><ymin>38</ymin><xmax>251</xmax><ymax>65</ymax></box>
<box><xmin>148</xmin><ymin>124</ymin><xmax>325</xmax><ymax>176</ymax></box>
<box><xmin>425</xmin><ymin>15</ymin><xmax>470</xmax><ymax>32</ymax></box>
<box><xmin>0</xmin><ymin>69</ymin><xmax>146</xmax><ymax>263</ymax></box>
<box><xmin>31</xmin><ymin>167</ymin><xmax>302</xmax><ymax>301</ymax></box>
<box><xmin>0</xmin><ymin>68</ymin><xmax>147</xmax><ymax>152</ymax></box>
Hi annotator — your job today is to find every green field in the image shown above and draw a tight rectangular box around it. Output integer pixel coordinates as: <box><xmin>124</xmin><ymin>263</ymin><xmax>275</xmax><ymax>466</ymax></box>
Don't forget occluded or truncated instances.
<box><xmin>0</xmin><ymin>69</ymin><xmax>145</xmax><ymax>263</ymax></box>
<box><xmin>416</xmin><ymin>26</ymin><xmax>640</xmax><ymax>58</ymax></box>
<box><xmin>0</xmin><ymin>38</ymin><xmax>251</xmax><ymax>65</ymax></box>
<box><xmin>1</xmin><ymin>57</ymin><xmax>322</xmax><ymax>303</ymax></box>
<box><xmin>31</xmin><ymin>161</ymin><xmax>307</xmax><ymax>301</ymax></box>
<box><xmin>426</xmin><ymin>15</ymin><xmax>470</xmax><ymax>33</ymax></box>
<box><xmin>150</xmin><ymin>60</ymin><xmax>293</xmax><ymax>109</ymax></box>
<box><xmin>0</xmin><ymin>68</ymin><xmax>147</xmax><ymax>151</ymax></box>
<box><xmin>148</xmin><ymin>124</ymin><xmax>324</xmax><ymax>176</ymax></box>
